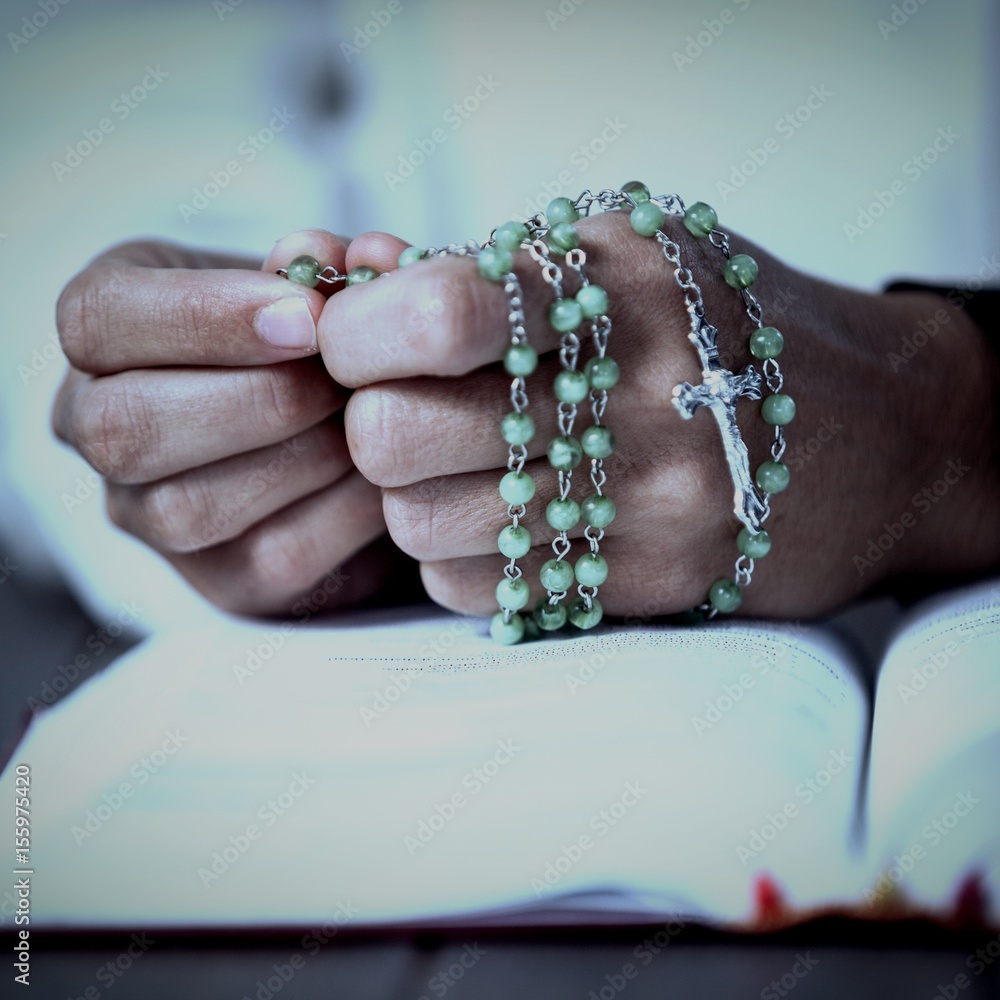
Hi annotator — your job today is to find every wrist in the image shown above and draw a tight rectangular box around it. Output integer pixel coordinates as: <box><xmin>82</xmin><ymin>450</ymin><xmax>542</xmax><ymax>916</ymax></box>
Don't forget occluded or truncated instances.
<box><xmin>875</xmin><ymin>287</ymin><xmax>1000</xmax><ymax>584</ymax></box>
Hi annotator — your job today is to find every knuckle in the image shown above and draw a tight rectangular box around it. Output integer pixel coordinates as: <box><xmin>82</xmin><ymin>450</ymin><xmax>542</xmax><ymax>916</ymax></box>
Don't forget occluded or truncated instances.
<box><xmin>55</xmin><ymin>271</ymin><xmax>98</xmax><ymax>371</ymax></box>
<box><xmin>238</xmin><ymin>368</ymin><xmax>312</xmax><ymax>441</ymax></box>
<box><xmin>139</xmin><ymin>477</ymin><xmax>213</xmax><ymax>553</ymax></box>
<box><xmin>345</xmin><ymin>386</ymin><xmax>406</xmax><ymax>486</ymax></box>
<box><xmin>77</xmin><ymin>378</ymin><xmax>159</xmax><ymax>481</ymax></box>
<box><xmin>240</xmin><ymin>521</ymin><xmax>316</xmax><ymax>598</ymax></box>
<box><xmin>55</xmin><ymin>263</ymin><xmax>131</xmax><ymax>373</ymax></box>
<box><xmin>382</xmin><ymin>482</ymin><xmax>443</xmax><ymax>561</ymax></box>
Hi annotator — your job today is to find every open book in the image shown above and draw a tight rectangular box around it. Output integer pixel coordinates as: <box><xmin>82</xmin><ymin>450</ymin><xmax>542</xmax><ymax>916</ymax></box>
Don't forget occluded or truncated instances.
<box><xmin>2</xmin><ymin>577</ymin><xmax>998</xmax><ymax>931</ymax></box>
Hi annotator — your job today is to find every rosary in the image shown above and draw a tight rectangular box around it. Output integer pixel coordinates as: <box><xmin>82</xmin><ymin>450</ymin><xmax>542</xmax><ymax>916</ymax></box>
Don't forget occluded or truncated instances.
<box><xmin>278</xmin><ymin>183</ymin><xmax>792</xmax><ymax>643</ymax></box>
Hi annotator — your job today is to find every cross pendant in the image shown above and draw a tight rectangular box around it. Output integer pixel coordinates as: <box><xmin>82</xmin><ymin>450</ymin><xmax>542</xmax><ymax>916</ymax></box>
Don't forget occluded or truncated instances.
<box><xmin>671</xmin><ymin>309</ymin><xmax>767</xmax><ymax>533</ymax></box>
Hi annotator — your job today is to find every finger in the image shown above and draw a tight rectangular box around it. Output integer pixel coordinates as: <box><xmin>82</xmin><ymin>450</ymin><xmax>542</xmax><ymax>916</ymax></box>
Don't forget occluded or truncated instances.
<box><xmin>318</xmin><ymin>247</ymin><xmax>564</xmax><ymax>388</ymax></box>
<box><xmin>344</xmin><ymin>231</ymin><xmax>411</xmax><ymax>274</ymax></box>
<box><xmin>418</xmin><ymin>534</ymin><xmax>703</xmax><ymax>619</ymax></box>
<box><xmin>56</xmin><ymin>237</ymin><xmax>346</xmax><ymax>375</ymax></box>
<box><xmin>260</xmin><ymin>228</ymin><xmax>352</xmax><ymax>297</ymax></box>
<box><xmin>105</xmin><ymin>418</ymin><xmax>353</xmax><ymax>553</ymax></box>
<box><xmin>53</xmin><ymin>357</ymin><xmax>345</xmax><ymax>484</ymax></box>
<box><xmin>167</xmin><ymin>471</ymin><xmax>387</xmax><ymax>616</ymax></box>
<box><xmin>380</xmin><ymin>438</ymin><xmax>722</xmax><ymax>566</ymax></box>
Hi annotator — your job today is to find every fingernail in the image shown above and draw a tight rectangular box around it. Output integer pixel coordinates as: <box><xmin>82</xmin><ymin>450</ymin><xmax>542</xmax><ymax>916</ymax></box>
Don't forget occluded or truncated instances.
<box><xmin>254</xmin><ymin>297</ymin><xmax>317</xmax><ymax>350</ymax></box>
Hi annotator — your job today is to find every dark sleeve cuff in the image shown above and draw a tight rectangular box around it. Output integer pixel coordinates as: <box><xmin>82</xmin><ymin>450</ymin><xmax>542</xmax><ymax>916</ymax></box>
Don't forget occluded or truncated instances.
<box><xmin>884</xmin><ymin>280</ymin><xmax>999</xmax><ymax>344</ymax></box>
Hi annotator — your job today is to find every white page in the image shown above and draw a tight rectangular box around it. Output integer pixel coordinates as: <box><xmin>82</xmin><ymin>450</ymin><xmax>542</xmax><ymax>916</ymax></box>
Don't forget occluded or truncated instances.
<box><xmin>0</xmin><ymin>606</ymin><xmax>868</xmax><ymax>929</ymax></box>
<box><xmin>867</xmin><ymin>578</ymin><xmax>1000</xmax><ymax>920</ymax></box>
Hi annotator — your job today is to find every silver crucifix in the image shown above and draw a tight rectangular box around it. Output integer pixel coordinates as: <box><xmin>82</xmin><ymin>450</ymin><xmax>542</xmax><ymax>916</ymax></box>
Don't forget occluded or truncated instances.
<box><xmin>672</xmin><ymin>307</ymin><xmax>767</xmax><ymax>533</ymax></box>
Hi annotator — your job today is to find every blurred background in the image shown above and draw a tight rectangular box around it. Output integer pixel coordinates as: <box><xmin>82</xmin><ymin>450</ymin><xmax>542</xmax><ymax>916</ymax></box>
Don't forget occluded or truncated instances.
<box><xmin>0</xmin><ymin>0</ymin><xmax>996</xmax><ymax>646</ymax></box>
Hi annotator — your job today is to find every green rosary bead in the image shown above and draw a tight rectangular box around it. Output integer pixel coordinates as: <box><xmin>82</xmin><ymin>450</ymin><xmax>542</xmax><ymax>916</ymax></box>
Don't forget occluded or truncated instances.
<box><xmin>478</xmin><ymin>245</ymin><xmax>513</xmax><ymax>283</ymax></box>
<box><xmin>581</xmin><ymin>425</ymin><xmax>615</xmax><ymax>459</ymax></box>
<box><xmin>630</xmin><ymin>201</ymin><xmax>665</xmax><ymax>237</ymax></box>
<box><xmin>550</xmin><ymin>298</ymin><xmax>583</xmax><ymax>332</ymax></box>
<box><xmin>397</xmin><ymin>246</ymin><xmax>425</xmax><ymax>268</ymax></box>
<box><xmin>548</xmin><ymin>436</ymin><xmax>583</xmax><ymax>471</ymax></box>
<box><xmin>737</xmin><ymin>527</ymin><xmax>771</xmax><ymax>559</ymax></box>
<box><xmin>501</xmin><ymin>411</ymin><xmax>535</xmax><ymax>445</ymax></box>
<box><xmin>576</xmin><ymin>284</ymin><xmax>609</xmax><ymax>318</ymax></box>
<box><xmin>709</xmin><ymin>578</ymin><xmax>743</xmax><ymax>613</ymax></box>
<box><xmin>749</xmin><ymin>326</ymin><xmax>784</xmax><ymax>360</ymax></box>
<box><xmin>553</xmin><ymin>369</ymin><xmax>590</xmax><ymax>404</ymax></box>
<box><xmin>494</xmin><ymin>220</ymin><xmax>529</xmax><ymax>252</ymax></box>
<box><xmin>286</xmin><ymin>254</ymin><xmax>321</xmax><ymax>288</ymax></box>
<box><xmin>723</xmin><ymin>253</ymin><xmax>758</xmax><ymax>289</ymax></box>
<box><xmin>498</xmin><ymin>525</ymin><xmax>532</xmax><ymax>559</ymax></box>
<box><xmin>761</xmin><ymin>393</ymin><xmax>796</xmax><ymax>426</ymax></box>
<box><xmin>499</xmin><ymin>470</ymin><xmax>536</xmax><ymax>505</ymax></box>
<box><xmin>346</xmin><ymin>265</ymin><xmax>378</xmax><ymax>286</ymax></box>
<box><xmin>547</xmin><ymin>222</ymin><xmax>580</xmax><ymax>253</ymax></box>
<box><xmin>755</xmin><ymin>461</ymin><xmax>790</xmax><ymax>494</ymax></box>
<box><xmin>585</xmin><ymin>356</ymin><xmax>620</xmax><ymax>390</ymax></box>
<box><xmin>546</xmin><ymin>197</ymin><xmax>580</xmax><ymax>225</ymax></box>
<box><xmin>569</xmin><ymin>597</ymin><xmax>603</xmax><ymax>630</ymax></box>
<box><xmin>546</xmin><ymin>497</ymin><xmax>581</xmax><ymax>531</ymax></box>
<box><xmin>581</xmin><ymin>493</ymin><xmax>616</xmax><ymax>528</ymax></box>
<box><xmin>683</xmin><ymin>202</ymin><xmax>718</xmax><ymax>238</ymax></box>
<box><xmin>534</xmin><ymin>599</ymin><xmax>568</xmax><ymax>632</ymax></box>
<box><xmin>496</xmin><ymin>577</ymin><xmax>530</xmax><ymax>612</ymax></box>
<box><xmin>504</xmin><ymin>343</ymin><xmax>538</xmax><ymax>377</ymax></box>
<box><xmin>575</xmin><ymin>553</ymin><xmax>609</xmax><ymax>587</ymax></box>
<box><xmin>621</xmin><ymin>180</ymin><xmax>650</xmax><ymax>204</ymax></box>
<box><xmin>490</xmin><ymin>611</ymin><xmax>525</xmax><ymax>645</ymax></box>
<box><xmin>540</xmin><ymin>559</ymin><xmax>574</xmax><ymax>593</ymax></box>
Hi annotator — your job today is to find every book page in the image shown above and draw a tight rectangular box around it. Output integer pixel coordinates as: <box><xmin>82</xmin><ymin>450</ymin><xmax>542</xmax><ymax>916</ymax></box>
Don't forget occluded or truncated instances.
<box><xmin>866</xmin><ymin>577</ymin><xmax>1000</xmax><ymax>919</ymax></box>
<box><xmin>1</xmin><ymin>606</ymin><xmax>869</xmax><ymax>929</ymax></box>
